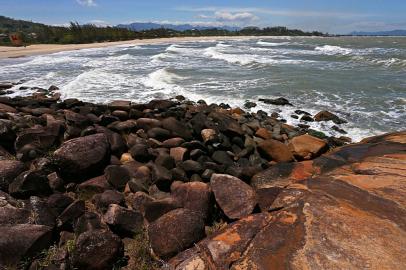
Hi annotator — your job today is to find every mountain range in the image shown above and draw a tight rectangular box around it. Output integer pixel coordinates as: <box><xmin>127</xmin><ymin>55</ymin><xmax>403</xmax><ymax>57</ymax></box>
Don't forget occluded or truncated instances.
<box><xmin>117</xmin><ymin>22</ymin><xmax>240</xmax><ymax>32</ymax></box>
<box><xmin>350</xmin><ymin>29</ymin><xmax>406</xmax><ymax>36</ymax></box>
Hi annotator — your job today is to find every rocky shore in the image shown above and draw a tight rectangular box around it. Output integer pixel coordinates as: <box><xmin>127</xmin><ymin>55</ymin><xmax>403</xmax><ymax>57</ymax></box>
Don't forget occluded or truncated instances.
<box><xmin>0</xmin><ymin>86</ymin><xmax>405</xmax><ymax>269</ymax></box>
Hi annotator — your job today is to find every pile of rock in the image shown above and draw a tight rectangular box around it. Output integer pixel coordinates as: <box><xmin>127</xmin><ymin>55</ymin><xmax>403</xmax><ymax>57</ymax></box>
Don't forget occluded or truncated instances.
<box><xmin>0</xmin><ymin>89</ymin><xmax>404</xmax><ymax>269</ymax></box>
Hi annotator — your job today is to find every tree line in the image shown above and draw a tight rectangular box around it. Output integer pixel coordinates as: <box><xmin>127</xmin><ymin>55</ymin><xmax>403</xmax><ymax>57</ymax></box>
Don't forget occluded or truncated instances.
<box><xmin>0</xmin><ymin>15</ymin><xmax>326</xmax><ymax>46</ymax></box>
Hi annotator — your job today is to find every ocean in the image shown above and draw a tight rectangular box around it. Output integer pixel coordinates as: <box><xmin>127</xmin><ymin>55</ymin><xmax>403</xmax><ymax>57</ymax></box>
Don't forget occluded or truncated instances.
<box><xmin>1</xmin><ymin>36</ymin><xmax>405</xmax><ymax>141</ymax></box>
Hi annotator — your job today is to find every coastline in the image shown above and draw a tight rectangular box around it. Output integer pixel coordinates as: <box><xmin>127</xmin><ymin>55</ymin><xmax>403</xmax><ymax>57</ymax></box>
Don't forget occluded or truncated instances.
<box><xmin>0</xmin><ymin>36</ymin><xmax>256</xmax><ymax>59</ymax></box>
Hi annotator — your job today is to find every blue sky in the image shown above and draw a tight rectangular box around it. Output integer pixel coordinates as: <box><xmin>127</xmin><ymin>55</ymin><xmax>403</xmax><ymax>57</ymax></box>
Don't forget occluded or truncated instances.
<box><xmin>2</xmin><ymin>0</ymin><xmax>406</xmax><ymax>34</ymax></box>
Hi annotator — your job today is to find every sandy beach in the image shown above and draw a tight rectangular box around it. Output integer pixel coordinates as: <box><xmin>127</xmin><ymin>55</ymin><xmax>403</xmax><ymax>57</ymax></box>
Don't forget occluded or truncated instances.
<box><xmin>0</xmin><ymin>36</ymin><xmax>255</xmax><ymax>59</ymax></box>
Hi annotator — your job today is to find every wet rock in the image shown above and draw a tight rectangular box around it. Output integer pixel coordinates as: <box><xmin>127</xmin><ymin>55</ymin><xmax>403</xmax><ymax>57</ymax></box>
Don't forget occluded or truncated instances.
<box><xmin>103</xmin><ymin>204</ymin><xmax>143</xmax><ymax>236</ymax></box>
<box><xmin>0</xmin><ymin>103</ymin><xmax>17</xmax><ymax>113</ymax></box>
<box><xmin>332</xmin><ymin>125</ymin><xmax>347</xmax><ymax>134</ymax></box>
<box><xmin>108</xmin><ymin>100</ymin><xmax>131</xmax><ymax>112</ymax></box>
<box><xmin>257</xmin><ymin>139</ymin><xmax>294</xmax><ymax>162</ymax></box>
<box><xmin>288</xmin><ymin>134</ymin><xmax>328</xmax><ymax>160</ymax></box>
<box><xmin>259</xmin><ymin>97</ymin><xmax>293</xmax><ymax>106</ymax></box>
<box><xmin>136</xmin><ymin>117</ymin><xmax>162</xmax><ymax>131</ymax></box>
<box><xmin>148</xmin><ymin>208</ymin><xmax>205</xmax><ymax>258</ymax></box>
<box><xmin>71</xmin><ymin>229</ymin><xmax>124</xmax><ymax>270</ymax></box>
<box><xmin>53</xmin><ymin>133</ymin><xmax>110</xmax><ymax>179</ymax></box>
<box><xmin>208</xmin><ymin>112</ymin><xmax>244</xmax><ymax>136</ymax></box>
<box><xmin>147</xmin><ymin>99</ymin><xmax>175</xmax><ymax>110</ymax></box>
<box><xmin>9</xmin><ymin>170</ymin><xmax>52</xmax><ymax>199</ymax></box>
<box><xmin>314</xmin><ymin>110</ymin><xmax>347</xmax><ymax>124</ymax></box>
<box><xmin>300</xmin><ymin>114</ymin><xmax>314</xmax><ymax>122</ymax></box>
<box><xmin>244</xmin><ymin>101</ymin><xmax>257</xmax><ymax>109</ymax></box>
<box><xmin>0</xmin><ymin>224</ymin><xmax>53</xmax><ymax>266</ymax></box>
<box><xmin>210</xmin><ymin>174</ymin><xmax>256</xmax><ymax>219</ymax></box>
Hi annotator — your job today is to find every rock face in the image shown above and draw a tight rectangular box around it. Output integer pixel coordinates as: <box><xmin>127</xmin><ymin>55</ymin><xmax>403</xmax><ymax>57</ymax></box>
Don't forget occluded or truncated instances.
<box><xmin>169</xmin><ymin>131</ymin><xmax>406</xmax><ymax>269</ymax></box>
<box><xmin>211</xmin><ymin>174</ymin><xmax>256</xmax><ymax>219</ymax></box>
<box><xmin>53</xmin><ymin>133</ymin><xmax>110</xmax><ymax>179</ymax></box>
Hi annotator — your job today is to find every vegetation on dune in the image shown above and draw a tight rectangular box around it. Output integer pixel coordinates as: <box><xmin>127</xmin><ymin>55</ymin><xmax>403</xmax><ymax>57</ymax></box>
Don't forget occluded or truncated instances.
<box><xmin>0</xmin><ymin>15</ymin><xmax>325</xmax><ymax>46</ymax></box>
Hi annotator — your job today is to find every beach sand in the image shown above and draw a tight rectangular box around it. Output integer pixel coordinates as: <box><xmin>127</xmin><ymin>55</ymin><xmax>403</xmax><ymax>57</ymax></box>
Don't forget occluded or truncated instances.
<box><xmin>0</xmin><ymin>36</ymin><xmax>254</xmax><ymax>59</ymax></box>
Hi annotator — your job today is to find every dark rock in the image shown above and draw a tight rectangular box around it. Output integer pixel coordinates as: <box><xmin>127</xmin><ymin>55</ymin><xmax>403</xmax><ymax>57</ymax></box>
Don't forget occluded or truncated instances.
<box><xmin>256</xmin><ymin>187</ymin><xmax>283</xmax><ymax>211</ymax></box>
<box><xmin>155</xmin><ymin>154</ymin><xmax>175</xmax><ymax>170</ymax></box>
<box><xmin>126</xmin><ymin>191</ymin><xmax>154</xmax><ymax>214</ymax></box>
<box><xmin>71</xmin><ymin>229</ymin><xmax>124</xmax><ymax>270</ymax></box>
<box><xmin>211</xmin><ymin>150</ymin><xmax>234</xmax><ymax>166</ymax></box>
<box><xmin>47</xmin><ymin>193</ymin><xmax>74</xmax><ymax>215</ymax></box>
<box><xmin>108</xmin><ymin>100</ymin><xmax>131</xmax><ymax>111</ymax></box>
<box><xmin>300</xmin><ymin>114</ymin><xmax>314</xmax><ymax>122</ymax></box>
<box><xmin>180</xmin><ymin>160</ymin><xmax>203</xmax><ymax>174</ymax></box>
<box><xmin>314</xmin><ymin>110</ymin><xmax>347</xmax><ymax>124</ymax></box>
<box><xmin>162</xmin><ymin>117</ymin><xmax>192</xmax><ymax>140</ymax></box>
<box><xmin>104</xmin><ymin>165</ymin><xmax>131</xmax><ymax>191</ymax></box>
<box><xmin>151</xmin><ymin>164</ymin><xmax>173</xmax><ymax>191</ymax></box>
<box><xmin>295</xmin><ymin>109</ymin><xmax>311</xmax><ymax>115</ymax></box>
<box><xmin>210</xmin><ymin>174</ymin><xmax>256</xmax><ymax>219</ymax></box>
<box><xmin>162</xmin><ymin>137</ymin><xmax>185</xmax><ymax>148</ymax></box>
<box><xmin>92</xmin><ymin>190</ymin><xmax>125</xmax><ymax>212</ymax></box>
<box><xmin>147</xmin><ymin>127</ymin><xmax>171</xmax><ymax>140</ymax></box>
<box><xmin>148</xmin><ymin>208</ymin><xmax>205</xmax><ymax>258</ymax></box>
<box><xmin>259</xmin><ymin>97</ymin><xmax>292</xmax><ymax>106</ymax></box>
<box><xmin>47</xmin><ymin>172</ymin><xmax>64</xmax><ymax>192</ymax></box>
<box><xmin>332</xmin><ymin>125</ymin><xmax>348</xmax><ymax>134</ymax></box>
<box><xmin>0</xmin><ymin>224</ymin><xmax>53</xmax><ymax>266</ymax></box>
<box><xmin>77</xmin><ymin>175</ymin><xmax>111</xmax><ymax>194</ymax></box>
<box><xmin>56</xmin><ymin>200</ymin><xmax>85</xmax><ymax>229</ymax></box>
<box><xmin>147</xmin><ymin>99</ymin><xmax>175</xmax><ymax>110</ymax></box>
<box><xmin>0</xmin><ymin>160</ymin><xmax>25</xmax><ymax>191</ymax></box>
<box><xmin>74</xmin><ymin>211</ymin><xmax>106</xmax><ymax>236</ymax></box>
<box><xmin>136</xmin><ymin>118</ymin><xmax>162</xmax><ymax>131</ymax></box>
<box><xmin>103</xmin><ymin>204</ymin><xmax>143</xmax><ymax>236</ymax></box>
<box><xmin>208</xmin><ymin>112</ymin><xmax>244</xmax><ymax>136</ymax></box>
<box><xmin>9</xmin><ymin>170</ymin><xmax>52</xmax><ymax>199</ymax></box>
<box><xmin>244</xmin><ymin>101</ymin><xmax>257</xmax><ymax>109</ymax></box>
<box><xmin>129</xmin><ymin>143</ymin><xmax>152</xmax><ymax>162</ymax></box>
<box><xmin>53</xmin><ymin>133</ymin><xmax>110</xmax><ymax>179</ymax></box>
<box><xmin>144</xmin><ymin>198</ymin><xmax>181</xmax><ymax>223</ymax></box>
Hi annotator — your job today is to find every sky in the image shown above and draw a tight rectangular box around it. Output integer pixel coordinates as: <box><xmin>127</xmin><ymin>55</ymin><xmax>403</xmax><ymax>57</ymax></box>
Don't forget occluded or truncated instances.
<box><xmin>1</xmin><ymin>0</ymin><xmax>406</xmax><ymax>34</ymax></box>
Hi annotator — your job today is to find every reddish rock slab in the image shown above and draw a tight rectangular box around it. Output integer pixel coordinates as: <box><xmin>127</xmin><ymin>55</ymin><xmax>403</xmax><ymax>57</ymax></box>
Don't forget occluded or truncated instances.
<box><xmin>257</xmin><ymin>139</ymin><xmax>294</xmax><ymax>162</ymax></box>
<box><xmin>288</xmin><ymin>134</ymin><xmax>328</xmax><ymax>160</ymax></box>
<box><xmin>210</xmin><ymin>174</ymin><xmax>256</xmax><ymax>219</ymax></box>
<box><xmin>169</xmin><ymin>131</ymin><xmax>406</xmax><ymax>269</ymax></box>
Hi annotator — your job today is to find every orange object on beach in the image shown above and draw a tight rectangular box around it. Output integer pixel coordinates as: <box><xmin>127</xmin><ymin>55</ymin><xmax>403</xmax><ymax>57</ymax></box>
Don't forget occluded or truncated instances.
<box><xmin>9</xmin><ymin>33</ymin><xmax>23</xmax><ymax>46</ymax></box>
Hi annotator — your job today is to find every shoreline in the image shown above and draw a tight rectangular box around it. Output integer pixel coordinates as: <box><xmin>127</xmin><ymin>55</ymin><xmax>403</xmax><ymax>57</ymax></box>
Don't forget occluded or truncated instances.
<box><xmin>0</xmin><ymin>36</ymin><xmax>257</xmax><ymax>59</ymax></box>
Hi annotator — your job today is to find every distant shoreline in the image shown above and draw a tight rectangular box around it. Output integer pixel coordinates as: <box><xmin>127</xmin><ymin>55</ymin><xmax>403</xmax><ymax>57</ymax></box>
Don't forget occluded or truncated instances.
<box><xmin>0</xmin><ymin>36</ymin><xmax>260</xmax><ymax>59</ymax></box>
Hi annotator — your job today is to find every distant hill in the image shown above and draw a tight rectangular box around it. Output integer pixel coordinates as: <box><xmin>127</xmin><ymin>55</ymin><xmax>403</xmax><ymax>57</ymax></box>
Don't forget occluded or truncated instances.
<box><xmin>117</xmin><ymin>22</ymin><xmax>240</xmax><ymax>32</ymax></box>
<box><xmin>350</xmin><ymin>30</ymin><xmax>406</xmax><ymax>36</ymax></box>
<box><xmin>0</xmin><ymin>15</ymin><xmax>47</xmax><ymax>34</ymax></box>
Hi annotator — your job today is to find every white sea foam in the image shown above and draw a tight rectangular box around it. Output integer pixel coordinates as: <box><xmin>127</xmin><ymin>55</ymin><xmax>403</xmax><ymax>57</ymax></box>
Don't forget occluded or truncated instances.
<box><xmin>142</xmin><ymin>68</ymin><xmax>186</xmax><ymax>91</ymax></box>
<box><xmin>257</xmin><ymin>41</ymin><xmax>290</xmax><ymax>46</ymax></box>
<box><xmin>315</xmin><ymin>45</ymin><xmax>353</xmax><ymax>55</ymax></box>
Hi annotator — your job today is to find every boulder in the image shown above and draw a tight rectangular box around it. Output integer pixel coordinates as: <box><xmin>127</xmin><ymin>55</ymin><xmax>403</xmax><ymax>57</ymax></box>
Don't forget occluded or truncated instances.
<box><xmin>129</xmin><ymin>143</ymin><xmax>153</xmax><ymax>162</ymax></box>
<box><xmin>171</xmin><ymin>182</ymin><xmax>211</xmax><ymax>219</ymax></box>
<box><xmin>314</xmin><ymin>110</ymin><xmax>347</xmax><ymax>124</ymax></box>
<box><xmin>0</xmin><ymin>160</ymin><xmax>25</xmax><ymax>191</ymax></box>
<box><xmin>208</xmin><ymin>112</ymin><xmax>244</xmax><ymax>136</ymax></box>
<box><xmin>77</xmin><ymin>175</ymin><xmax>111</xmax><ymax>194</ymax></box>
<box><xmin>108</xmin><ymin>100</ymin><xmax>131</xmax><ymax>111</ymax></box>
<box><xmin>136</xmin><ymin>118</ymin><xmax>162</xmax><ymax>131</ymax></box>
<box><xmin>92</xmin><ymin>190</ymin><xmax>125</xmax><ymax>212</ymax></box>
<box><xmin>210</xmin><ymin>174</ymin><xmax>256</xmax><ymax>219</ymax></box>
<box><xmin>53</xmin><ymin>133</ymin><xmax>110</xmax><ymax>179</ymax></box>
<box><xmin>103</xmin><ymin>204</ymin><xmax>143</xmax><ymax>236</ymax></box>
<box><xmin>289</xmin><ymin>134</ymin><xmax>328</xmax><ymax>160</ymax></box>
<box><xmin>104</xmin><ymin>165</ymin><xmax>131</xmax><ymax>190</ymax></box>
<box><xmin>162</xmin><ymin>117</ymin><xmax>192</xmax><ymax>140</ymax></box>
<box><xmin>144</xmin><ymin>197</ymin><xmax>181</xmax><ymax>222</ymax></box>
<box><xmin>0</xmin><ymin>224</ymin><xmax>53</xmax><ymax>266</ymax></box>
<box><xmin>259</xmin><ymin>97</ymin><xmax>292</xmax><ymax>106</ymax></box>
<box><xmin>9</xmin><ymin>170</ymin><xmax>52</xmax><ymax>199</ymax></box>
<box><xmin>255</xmin><ymin>127</ymin><xmax>273</xmax><ymax>140</ymax></box>
<box><xmin>170</xmin><ymin>147</ymin><xmax>188</xmax><ymax>162</ymax></box>
<box><xmin>56</xmin><ymin>200</ymin><xmax>85</xmax><ymax>229</ymax></box>
<box><xmin>212</xmin><ymin>150</ymin><xmax>234</xmax><ymax>166</ymax></box>
<box><xmin>201</xmin><ymin>128</ymin><xmax>217</xmax><ymax>143</ymax></box>
<box><xmin>148</xmin><ymin>208</ymin><xmax>205</xmax><ymax>258</ymax></box>
<box><xmin>0</xmin><ymin>103</ymin><xmax>17</xmax><ymax>113</ymax></box>
<box><xmin>257</xmin><ymin>139</ymin><xmax>294</xmax><ymax>162</ymax></box>
<box><xmin>71</xmin><ymin>229</ymin><xmax>124</xmax><ymax>270</ymax></box>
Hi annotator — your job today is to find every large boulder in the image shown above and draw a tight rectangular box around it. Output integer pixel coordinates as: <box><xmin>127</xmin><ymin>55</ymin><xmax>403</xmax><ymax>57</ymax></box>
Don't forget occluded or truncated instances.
<box><xmin>257</xmin><ymin>139</ymin><xmax>294</xmax><ymax>162</ymax></box>
<box><xmin>148</xmin><ymin>208</ymin><xmax>205</xmax><ymax>258</ymax></box>
<box><xmin>53</xmin><ymin>133</ymin><xmax>110</xmax><ymax>179</ymax></box>
<box><xmin>103</xmin><ymin>204</ymin><xmax>143</xmax><ymax>236</ymax></box>
<box><xmin>162</xmin><ymin>117</ymin><xmax>193</xmax><ymax>140</ymax></box>
<box><xmin>8</xmin><ymin>170</ymin><xmax>52</xmax><ymax>199</ymax></box>
<box><xmin>71</xmin><ymin>229</ymin><xmax>124</xmax><ymax>270</ymax></box>
<box><xmin>0</xmin><ymin>224</ymin><xmax>53</xmax><ymax>266</ymax></box>
<box><xmin>0</xmin><ymin>159</ymin><xmax>25</xmax><ymax>191</ymax></box>
<box><xmin>288</xmin><ymin>134</ymin><xmax>328</xmax><ymax>160</ymax></box>
<box><xmin>314</xmin><ymin>110</ymin><xmax>347</xmax><ymax>124</ymax></box>
<box><xmin>210</xmin><ymin>174</ymin><xmax>256</xmax><ymax>219</ymax></box>
<box><xmin>208</xmin><ymin>112</ymin><xmax>244</xmax><ymax>136</ymax></box>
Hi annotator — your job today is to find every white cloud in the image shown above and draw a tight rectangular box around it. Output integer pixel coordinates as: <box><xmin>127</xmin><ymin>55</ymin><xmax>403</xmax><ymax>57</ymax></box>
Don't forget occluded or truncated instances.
<box><xmin>214</xmin><ymin>11</ymin><xmax>258</xmax><ymax>23</ymax></box>
<box><xmin>76</xmin><ymin>0</ymin><xmax>97</xmax><ymax>7</ymax></box>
